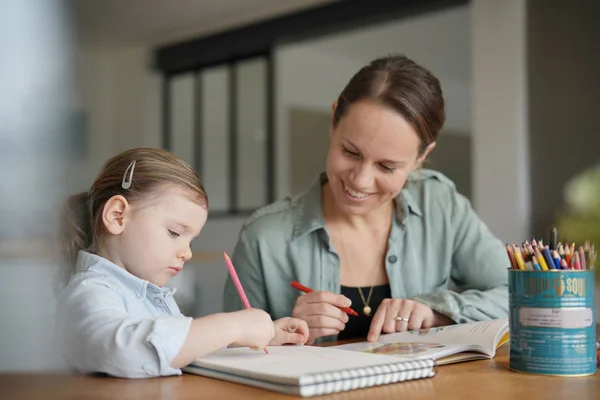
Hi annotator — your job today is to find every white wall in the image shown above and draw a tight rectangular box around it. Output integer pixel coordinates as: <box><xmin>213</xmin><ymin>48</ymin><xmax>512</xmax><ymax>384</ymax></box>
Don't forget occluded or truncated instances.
<box><xmin>306</xmin><ymin>6</ymin><xmax>472</xmax><ymax>136</ymax></box>
<box><xmin>72</xmin><ymin>7</ymin><xmax>473</xmax><ymax>207</ymax></box>
<box><xmin>471</xmin><ymin>0</ymin><xmax>530</xmax><ymax>245</ymax></box>
<box><xmin>68</xmin><ymin>45</ymin><xmax>151</xmax><ymax>193</ymax></box>
<box><xmin>274</xmin><ymin>6</ymin><xmax>471</xmax><ymax>199</ymax></box>
<box><xmin>274</xmin><ymin>46</ymin><xmax>364</xmax><ymax>198</ymax></box>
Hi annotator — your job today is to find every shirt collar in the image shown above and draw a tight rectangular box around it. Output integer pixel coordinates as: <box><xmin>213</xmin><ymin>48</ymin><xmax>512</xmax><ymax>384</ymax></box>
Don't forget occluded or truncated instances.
<box><xmin>397</xmin><ymin>178</ymin><xmax>423</xmax><ymax>221</ymax></box>
<box><xmin>292</xmin><ymin>173</ymin><xmax>328</xmax><ymax>241</ymax></box>
<box><xmin>75</xmin><ymin>251</ymin><xmax>176</xmax><ymax>299</ymax></box>
<box><xmin>292</xmin><ymin>173</ymin><xmax>423</xmax><ymax>240</ymax></box>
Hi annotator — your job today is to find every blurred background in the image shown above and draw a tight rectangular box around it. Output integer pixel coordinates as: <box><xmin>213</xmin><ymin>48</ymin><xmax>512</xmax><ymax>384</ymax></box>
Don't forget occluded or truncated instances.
<box><xmin>0</xmin><ymin>0</ymin><xmax>598</xmax><ymax>371</ymax></box>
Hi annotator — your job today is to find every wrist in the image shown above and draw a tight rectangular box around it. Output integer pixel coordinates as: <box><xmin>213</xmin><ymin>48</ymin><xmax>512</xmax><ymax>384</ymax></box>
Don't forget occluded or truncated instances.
<box><xmin>214</xmin><ymin>312</ymin><xmax>245</xmax><ymax>345</ymax></box>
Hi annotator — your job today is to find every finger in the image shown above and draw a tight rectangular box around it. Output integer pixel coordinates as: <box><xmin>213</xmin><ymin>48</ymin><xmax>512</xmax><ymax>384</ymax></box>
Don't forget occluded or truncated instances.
<box><xmin>395</xmin><ymin>303</ymin><xmax>413</xmax><ymax>332</ymax></box>
<box><xmin>421</xmin><ymin>313</ymin><xmax>436</xmax><ymax>329</ymax></box>
<box><xmin>250</xmin><ymin>340</ymin><xmax>271</xmax><ymax>351</ymax></box>
<box><xmin>304</xmin><ymin>291</ymin><xmax>352</xmax><ymax>309</ymax></box>
<box><xmin>250</xmin><ymin>345</ymin><xmax>269</xmax><ymax>351</ymax></box>
<box><xmin>292</xmin><ymin>320</ymin><xmax>310</xmax><ymax>343</ymax></box>
<box><xmin>280</xmin><ymin>319</ymin><xmax>309</xmax><ymax>345</ymax></box>
<box><xmin>285</xmin><ymin>332</ymin><xmax>307</xmax><ymax>345</ymax></box>
<box><xmin>407</xmin><ymin>311</ymin><xmax>425</xmax><ymax>332</ymax></box>
<box><xmin>294</xmin><ymin>293</ymin><xmax>308</xmax><ymax>306</ymax></box>
<box><xmin>382</xmin><ymin>302</ymin><xmax>403</xmax><ymax>334</ymax></box>
<box><xmin>272</xmin><ymin>317</ymin><xmax>290</xmax><ymax>330</ymax></box>
<box><xmin>304</xmin><ymin>314</ymin><xmax>346</xmax><ymax>332</ymax></box>
<box><xmin>367</xmin><ymin>305</ymin><xmax>388</xmax><ymax>342</ymax></box>
<box><xmin>296</xmin><ymin>302</ymin><xmax>349</xmax><ymax>323</ymax></box>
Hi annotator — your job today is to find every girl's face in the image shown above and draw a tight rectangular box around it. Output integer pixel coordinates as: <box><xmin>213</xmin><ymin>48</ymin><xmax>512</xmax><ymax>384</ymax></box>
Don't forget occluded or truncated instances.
<box><xmin>326</xmin><ymin>100</ymin><xmax>433</xmax><ymax>216</ymax></box>
<box><xmin>107</xmin><ymin>186</ymin><xmax>207</xmax><ymax>287</ymax></box>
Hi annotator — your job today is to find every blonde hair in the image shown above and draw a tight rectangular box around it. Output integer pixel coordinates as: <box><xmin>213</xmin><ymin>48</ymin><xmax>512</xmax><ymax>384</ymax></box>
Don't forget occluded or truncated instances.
<box><xmin>59</xmin><ymin>147</ymin><xmax>207</xmax><ymax>267</ymax></box>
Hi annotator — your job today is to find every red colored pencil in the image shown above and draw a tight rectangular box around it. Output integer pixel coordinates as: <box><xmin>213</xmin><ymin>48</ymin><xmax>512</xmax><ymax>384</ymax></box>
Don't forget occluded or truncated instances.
<box><xmin>290</xmin><ymin>280</ymin><xmax>359</xmax><ymax>317</ymax></box>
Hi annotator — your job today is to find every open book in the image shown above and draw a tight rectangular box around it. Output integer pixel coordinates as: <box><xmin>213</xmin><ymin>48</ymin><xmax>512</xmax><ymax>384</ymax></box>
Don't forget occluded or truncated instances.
<box><xmin>184</xmin><ymin>345</ymin><xmax>436</xmax><ymax>397</ymax></box>
<box><xmin>332</xmin><ymin>319</ymin><xmax>509</xmax><ymax>365</ymax></box>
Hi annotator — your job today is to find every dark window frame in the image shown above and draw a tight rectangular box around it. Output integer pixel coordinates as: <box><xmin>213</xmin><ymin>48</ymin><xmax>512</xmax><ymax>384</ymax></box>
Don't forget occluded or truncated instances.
<box><xmin>154</xmin><ymin>0</ymin><xmax>467</xmax><ymax>217</ymax></box>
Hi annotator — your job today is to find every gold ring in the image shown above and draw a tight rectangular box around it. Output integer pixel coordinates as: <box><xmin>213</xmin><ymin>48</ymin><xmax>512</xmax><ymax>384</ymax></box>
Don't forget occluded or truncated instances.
<box><xmin>395</xmin><ymin>316</ymin><xmax>409</xmax><ymax>322</ymax></box>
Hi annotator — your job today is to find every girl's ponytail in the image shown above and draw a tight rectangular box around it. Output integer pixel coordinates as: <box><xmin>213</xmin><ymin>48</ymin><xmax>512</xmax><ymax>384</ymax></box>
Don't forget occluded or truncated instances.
<box><xmin>59</xmin><ymin>192</ymin><xmax>92</xmax><ymax>267</ymax></box>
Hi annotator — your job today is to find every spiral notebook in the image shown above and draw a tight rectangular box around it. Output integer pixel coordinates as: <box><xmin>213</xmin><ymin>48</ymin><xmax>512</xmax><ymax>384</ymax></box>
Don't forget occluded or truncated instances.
<box><xmin>184</xmin><ymin>345</ymin><xmax>436</xmax><ymax>397</ymax></box>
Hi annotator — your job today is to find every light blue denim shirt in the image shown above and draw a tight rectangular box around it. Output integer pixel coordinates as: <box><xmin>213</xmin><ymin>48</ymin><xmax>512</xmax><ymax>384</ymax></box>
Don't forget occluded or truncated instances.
<box><xmin>56</xmin><ymin>251</ymin><xmax>192</xmax><ymax>378</ymax></box>
<box><xmin>223</xmin><ymin>170</ymin><xmax>510</xmax><ymax>340</ymax></box>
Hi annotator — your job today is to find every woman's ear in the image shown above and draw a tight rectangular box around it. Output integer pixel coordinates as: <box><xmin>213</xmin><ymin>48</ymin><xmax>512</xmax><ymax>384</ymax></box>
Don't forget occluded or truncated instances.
<box><xmin>416</xmin><ymin>142</ymin><xmax>436</xmax><ymax>167</ymax></box>
<box><xmin>329</xmin><ymin>100</ymin><xmax>339</xmax><ymax>138</ymax></box>
<box><xmin>101</xmin><ymin>195</ymin><xmax>130</xmax><ymax>235</ymax></box>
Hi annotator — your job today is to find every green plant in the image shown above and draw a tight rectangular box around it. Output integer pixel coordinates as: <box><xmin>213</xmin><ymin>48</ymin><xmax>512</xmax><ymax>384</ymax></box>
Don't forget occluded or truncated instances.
<box><xmin>556</xmin><ymin>164</ymin><xmax>600</xmax><ymax>278</ymax></box>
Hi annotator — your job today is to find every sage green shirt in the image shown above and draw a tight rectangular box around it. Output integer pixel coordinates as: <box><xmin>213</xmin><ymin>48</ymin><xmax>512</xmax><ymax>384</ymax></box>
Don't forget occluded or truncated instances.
<box><xmin>223</xmin><ymin>169</ymin><xmax>509</xmax><ymax>335</ymax></box>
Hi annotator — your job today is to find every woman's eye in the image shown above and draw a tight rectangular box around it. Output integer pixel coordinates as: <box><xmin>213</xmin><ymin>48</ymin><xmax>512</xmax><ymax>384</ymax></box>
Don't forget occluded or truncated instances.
<box><xmin>343</xmin><ymin>147</ymin><xmax>359</xmax><ymax>157</ymax></box>
<box><xmin>168</xmin><ymin>229</ymin><xmax>181</xmax><ymax>238</ymax></box>
<box><xmin>380</xmin><ymin>164</ymin><xmax>395</xmax><ymax>173</ymax></box>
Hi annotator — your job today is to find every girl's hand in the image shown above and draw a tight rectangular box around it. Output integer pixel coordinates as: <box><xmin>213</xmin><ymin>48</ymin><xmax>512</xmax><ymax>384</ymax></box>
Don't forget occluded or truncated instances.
<box><xmin>270</xmin><ymin>317</ymin><xmax>310</xmax><ymax>345</ymax></box>
<box><xmin>231</xmin><ymin>308</ymin><xmax>275</xmax><ymax>350</ymax></box>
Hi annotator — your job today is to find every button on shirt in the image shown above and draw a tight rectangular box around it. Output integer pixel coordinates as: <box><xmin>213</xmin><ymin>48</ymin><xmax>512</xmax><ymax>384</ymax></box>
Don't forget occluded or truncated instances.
<box><xmin>56</xmin><ymin>251</ymin><xmax>192</xmax><ymax>378</ymax></box>
<box><xmin>223</xmin><ymin>170</ymin><xmax>510</xmax><ymax>341</ymax></box>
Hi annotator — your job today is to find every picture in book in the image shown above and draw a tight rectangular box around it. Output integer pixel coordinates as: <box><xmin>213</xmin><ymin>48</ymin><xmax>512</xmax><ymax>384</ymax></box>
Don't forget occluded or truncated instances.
<box><xmin>332</xmin><ymin>319</ymin><xmax>509</xmax><ymax>364</ymax></box>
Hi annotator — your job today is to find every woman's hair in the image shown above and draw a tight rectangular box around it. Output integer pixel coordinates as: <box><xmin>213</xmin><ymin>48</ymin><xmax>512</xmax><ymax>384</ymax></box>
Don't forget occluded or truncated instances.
<box><xmin>59</xmin><ymin>147</ymin><xmax>208</xmax><ymax>267</ymax></box>
<box><xmin>333</xmin><ymin>54</ymin><xmax>445</xmax><ymax>155</ymax></box>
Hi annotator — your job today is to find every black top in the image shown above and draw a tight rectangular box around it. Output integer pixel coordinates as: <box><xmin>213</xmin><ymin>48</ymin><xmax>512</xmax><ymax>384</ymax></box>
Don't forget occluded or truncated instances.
<box><xmin>338</xmin><ymin>284</ymin><xmax>392</xmax><ymax>340</ymax></box>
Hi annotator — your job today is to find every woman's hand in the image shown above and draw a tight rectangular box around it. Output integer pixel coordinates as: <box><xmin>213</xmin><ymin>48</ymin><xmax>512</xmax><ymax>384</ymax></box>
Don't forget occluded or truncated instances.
<box><xmin>367</xmin><ymin>299</ymin><xmax>454</xmax><ymax>342</ymax></box>
<box><xmin>291</xmin><ymin>291</ymin><xmax>352</xmax><ymax>344</ymax></box>
<box><xmin>270</xmin><ymin>317</ymin><xmax>310</xmax><ymax>345</ymax></box>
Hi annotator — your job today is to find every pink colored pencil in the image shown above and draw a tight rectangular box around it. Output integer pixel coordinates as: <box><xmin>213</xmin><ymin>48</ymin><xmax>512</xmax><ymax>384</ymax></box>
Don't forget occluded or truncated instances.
<box><xmin>223</xmin><ymin>251</ymin><xmax>268</xmax><ymax>354</ymax></box>
<box><xmin>572</xmin><ymin>252</ymin><xmax>581</xmax><ymax>270</ymax></box>
<box><xmin>578</xmin><ymin>246</ymin><xmax>587</xmax><ymax>270</ymax></box>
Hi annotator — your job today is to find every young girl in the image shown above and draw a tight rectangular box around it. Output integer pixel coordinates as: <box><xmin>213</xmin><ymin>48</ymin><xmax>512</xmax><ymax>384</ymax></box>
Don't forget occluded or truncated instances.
<box><xmin>56</xmin><ymin>147</ymin><xmax>308</xmax><ymax>378</ymax></box>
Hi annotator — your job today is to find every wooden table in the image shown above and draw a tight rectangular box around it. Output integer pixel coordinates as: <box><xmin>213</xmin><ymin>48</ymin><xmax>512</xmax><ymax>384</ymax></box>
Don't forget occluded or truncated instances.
<box><xmin>2</xmin><ymin>332</ymin><xmax>599</xmax><ymax>400</ymax></box>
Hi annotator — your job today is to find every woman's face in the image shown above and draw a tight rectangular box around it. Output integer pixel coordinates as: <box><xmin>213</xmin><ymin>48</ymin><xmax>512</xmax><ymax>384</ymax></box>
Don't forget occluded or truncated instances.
<box><xmin>325</xmin><ymin>100</ymin><xmax>433</xmax><ymax>216</ymax></box>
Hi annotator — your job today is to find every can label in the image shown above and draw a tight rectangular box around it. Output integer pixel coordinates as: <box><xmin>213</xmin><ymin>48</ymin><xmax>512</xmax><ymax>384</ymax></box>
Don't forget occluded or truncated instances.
<box><xmin>519</xmin><ymin>307</ymin><xmax>593</xmax><ymax>329</ymax></box>
<box><xmin>509</xmin><ymin>270</ymin><xmax>597</xmax><ymax>376</ymax></box>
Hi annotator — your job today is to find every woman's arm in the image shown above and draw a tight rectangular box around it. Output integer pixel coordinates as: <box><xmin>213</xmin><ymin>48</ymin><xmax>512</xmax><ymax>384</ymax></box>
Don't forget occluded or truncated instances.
<box><xmin>411</xmin><ymin>191</ymin><xmax>510</xmax><ymax>323</ymax></box>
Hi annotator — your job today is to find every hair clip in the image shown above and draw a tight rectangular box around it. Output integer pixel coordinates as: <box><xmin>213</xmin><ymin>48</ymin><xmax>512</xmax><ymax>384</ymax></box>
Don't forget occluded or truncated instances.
<box><xmin>122</xmin><ymin>160</ymin><xmax>136</xmax><ymax>190</ymax></box>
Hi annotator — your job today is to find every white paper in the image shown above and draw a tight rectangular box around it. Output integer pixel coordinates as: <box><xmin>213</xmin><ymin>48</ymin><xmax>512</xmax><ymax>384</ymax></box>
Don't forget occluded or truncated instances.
<box><xmin>518</xmin><ymin>307</ymin><xmax>593</xmax><ymax>329</ymax></box>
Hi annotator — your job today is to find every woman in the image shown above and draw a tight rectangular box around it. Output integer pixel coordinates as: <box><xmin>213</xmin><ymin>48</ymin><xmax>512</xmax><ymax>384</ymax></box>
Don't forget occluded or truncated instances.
<box><xmin>223</xmin><ymin>54</ymin><xmax>509</xmax><ymax>344</ymax></box>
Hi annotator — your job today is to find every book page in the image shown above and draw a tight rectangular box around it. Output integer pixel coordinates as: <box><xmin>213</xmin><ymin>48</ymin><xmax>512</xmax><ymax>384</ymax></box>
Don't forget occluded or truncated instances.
<box><xmin>332</xmin><ymin>319</ymin><xmax>508</xmax><ymax>360</ymax></box>
<box><xmin>193</xmin><ymin>345</ymin><xmax>417</xmax><ymax>385</ymax></box>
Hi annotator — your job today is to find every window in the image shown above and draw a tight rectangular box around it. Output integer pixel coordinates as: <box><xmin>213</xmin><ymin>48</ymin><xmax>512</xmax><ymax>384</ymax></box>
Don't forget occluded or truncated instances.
<box><xmin>162</xmin><ymin>55</ymin><xmax>274</xmax><ymax>215</ymax></box>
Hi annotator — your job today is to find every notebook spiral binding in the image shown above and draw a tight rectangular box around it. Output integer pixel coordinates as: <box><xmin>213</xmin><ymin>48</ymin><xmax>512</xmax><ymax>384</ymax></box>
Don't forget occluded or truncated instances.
<box><xmin>299</xmin><ymin>358</ymin><xmax>436</xmax><ymax>396</ymax></box>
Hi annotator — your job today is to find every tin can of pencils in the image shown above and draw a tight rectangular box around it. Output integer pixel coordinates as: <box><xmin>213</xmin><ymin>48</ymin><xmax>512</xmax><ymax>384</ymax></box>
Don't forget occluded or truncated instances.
<box><xmin>508</xmin><ymin>269</ymin><xmax>597</xmax><ymax>376</ymax></box>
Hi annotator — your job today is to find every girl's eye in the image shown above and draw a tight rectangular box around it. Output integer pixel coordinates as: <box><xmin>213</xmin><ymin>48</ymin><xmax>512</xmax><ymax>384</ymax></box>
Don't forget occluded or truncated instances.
<box><xmin>168</xmin><ymin>229</ymin><xmax>181</xmax><ymax>238</ymax></box>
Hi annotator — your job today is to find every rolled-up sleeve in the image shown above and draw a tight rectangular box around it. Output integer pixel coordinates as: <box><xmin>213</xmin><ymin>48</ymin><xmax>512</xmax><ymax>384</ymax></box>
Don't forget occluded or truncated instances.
<box><xmin>411</xmin><ymin>191</ymin><xmax>510</xmax><ymax>323</ymax></box>
<box><xmin>57</xmin><ymin>279</ymin><xmax>192</xmax><ymax>378</ymax></box>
